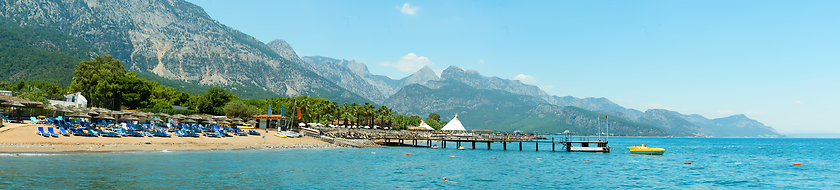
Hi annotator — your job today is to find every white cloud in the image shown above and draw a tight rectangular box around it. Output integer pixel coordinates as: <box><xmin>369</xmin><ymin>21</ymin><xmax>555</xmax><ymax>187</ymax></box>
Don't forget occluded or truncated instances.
<box><xmin>400</xmin><ymin>3</ymin><xmax>420</xmax><ymax>15</ymax></box>
<box><xmin>513</xmin><ymin>74</ymin><xmax>537</xmax><ymax>85</ymax></box>
<box><xmin>717</xmin><ymin>110</ymin><xmax>734</xmax><ymax>114</ymax></box>
<box><xmin>478</xmin><ymin>60</ymin><xmax>485</xmax><ymax>64</ymax></box>
<box><xmin>379</xmin><ymin>53</ymin><xmax>433</xmax><ymax>73</ymax></box>
<box><xmin>794</xmin><ymin>100</ymin><xmax>803</xmax><ymax>104</ymax></box>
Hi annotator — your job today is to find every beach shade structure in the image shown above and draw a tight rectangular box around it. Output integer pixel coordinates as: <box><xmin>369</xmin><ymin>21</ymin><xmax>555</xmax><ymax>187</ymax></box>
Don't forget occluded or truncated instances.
<box><xmin>213</xmin><ymin>116</ymin><xmax>228</xmax><ymax>121</ymax></box>
<box><xmin>246</xmin><ymin>120</ymin><xmax>257</xmax><ymax>124</ymax></box>
<box><xmin>68</xmin><ymin>112</ymin><xmax>92</xmax><ymax>118</ymax></box>
<box><xmin>418</xmin><ymin>120</ymin><xmax>435</xmax><ymax>131</ymax></box>
<box><xmin>155</xmin><ymin>113</ymin><xmax>170</xmax><ymax>118</ymax></box>
<box><xmin>181</xmin><ymin>119</ymin><xmax>196</xmax><ymax>123</ymax></box>
<box><xmin>441</xmin><ymin>115</ymin><xmax>467</xmax><ymax>131</ymax></box>
<box><xmin>93</xmin><ymin>108</ymin><xmax>111</xmax><ymax>113</ymax></box>
<box><xmin>231</xmin><ymin>118</ymin><xmax>243</xmax><ymax>122</ymax></box>
<box><xmin>219</xmin><ymin>120</ymin><xmax>231</xmax><ymax>125</ymax></box>
<box><xmin>1</xmin><ymin>101</ymin><xmax>25</xmax><ymax>108</ymax></box>
<box><xmin>233</xmin><ymin>121</ymin><xmax>245</xmax><ymax>125</ymax></box>
<box><xmin>86</xmin><ymin>110</ymin><xmax>99</xmax><ymax>115</ymax></box>
<box><xmin>186</xmin><ymin>115</ymin><xmax>201</xmax><ymax>120</ymax></box>
<box><xmin>96</xmin><ymin>115</ymin><xmax>116</xmax><ymax>120</ymax></box>
<box><xmin>122</xmin><ymin>116</ymin><xmax>140</xmax><ymax>121</ymax></box>
<box><xmin>170</xmin><ymin>114</ymin><xmax>186</xmax><ymax>119</ymax></box>
<box><xmin>149</xmin><ymin>117</ymin><xmax>163</xmax><ymax>122</ymax></box>
<box><xmin>132</xmin><ymin>112</ymin><xmax>148</xmax><ymax>118</ymax></box>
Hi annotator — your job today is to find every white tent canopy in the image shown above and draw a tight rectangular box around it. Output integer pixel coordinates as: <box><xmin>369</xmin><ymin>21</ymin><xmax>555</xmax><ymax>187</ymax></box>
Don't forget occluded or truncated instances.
<box><xmin>418</xmin><ymin>120</ymin><xmax>435</xmax><ymax>131</ymax></box>
<box><xmin>441</xmin><ymin>115</ymin><xmax>466</xmax><ymax>131</ymax></box>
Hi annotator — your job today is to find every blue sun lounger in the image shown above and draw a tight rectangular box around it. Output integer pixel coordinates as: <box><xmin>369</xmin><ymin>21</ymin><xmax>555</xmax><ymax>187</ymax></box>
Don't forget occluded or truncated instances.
<box><xmin>87</xmin><ymin>129</ymin><xmax>99</xmax><ymax>136</ymax></box>
<box><xmin>36</xmin><ymin>127</ymin><xmax>50</xmax><ymax>137</ymax></box>
<box><xmin>59</xmin><ymin>128</ymin><xmax>71</xmax><ymax>136</ymax></box>
<box><xmin>46</xmin><ymin>127</ymin><xmax>60</xmax><ymax>137</ymax></box>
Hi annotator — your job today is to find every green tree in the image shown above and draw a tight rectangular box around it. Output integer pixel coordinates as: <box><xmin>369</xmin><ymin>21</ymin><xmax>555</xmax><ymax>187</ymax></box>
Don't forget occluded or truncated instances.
<box><xmin>428</xmin><ymin>113</ymin><xmax>441</xmax><ymax>122</ymax></box>
<box><xmin>224</xmin><ymin>100</ymin><xmax>260</xmax><ymax>119</ymax></box>
<box><xmin>70</xmin><ymin>55</ymin><xmax>126</xmax><ymax>108</ymax></box>
<box><xmin>191</xmin><ymin>86</ymin><xmax>237</xmax><ymax>115</ymax></box>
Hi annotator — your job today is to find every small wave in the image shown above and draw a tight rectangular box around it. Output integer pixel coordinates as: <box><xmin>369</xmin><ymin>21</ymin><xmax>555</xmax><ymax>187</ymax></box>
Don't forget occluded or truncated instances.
<box><xmin>0</xmin><ymin>153</ymin><xmax>62</xmax><ymax>157</ymax></box>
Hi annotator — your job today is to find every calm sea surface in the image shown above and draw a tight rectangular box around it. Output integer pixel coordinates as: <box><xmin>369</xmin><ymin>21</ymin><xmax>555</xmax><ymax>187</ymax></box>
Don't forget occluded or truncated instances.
<box><xmin>1</xmin><ymin>137</ymin><xmax>838</xmax><ymax>189</ymax></box>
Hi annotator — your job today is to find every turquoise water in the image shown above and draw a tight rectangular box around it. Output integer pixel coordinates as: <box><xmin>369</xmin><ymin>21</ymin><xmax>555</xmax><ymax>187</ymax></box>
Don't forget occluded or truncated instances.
<box><xmin>1</xmin><ymin>137</ymin><xmax>839</xmax><ymax>189</ymax></box>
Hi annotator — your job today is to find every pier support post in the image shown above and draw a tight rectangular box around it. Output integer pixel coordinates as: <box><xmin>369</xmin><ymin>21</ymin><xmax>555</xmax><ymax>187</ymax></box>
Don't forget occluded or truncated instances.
<box><xmin>472</xmin><ymin>142</ymin><xmax>476</xmax><ymax>149</ymax></box>
<box><xmin>552</xmin><ymin>138</ymin><xmax>555</xmax><ymax>152</ymax></box>
<box><xmin>519</xmin><ymin>142</ymin><xmax>522</xmax><ymax>151</ymax></box>
<box><xmin>503</xmin><ymin>141</ymin><xmax>507</xmax><ymax>150</ymax></box>
<box><xmin>487</xmin><ymin>142</ymin><xmax>491</xmax><ymax>150</ymax></box>
<box><xmin>536</xmin><ymin>142</ymin><xmax>539</xmax><ymax>151</ymax></box>
<box><xmin>443</xmin><ymin>140</ymin><xmax>446</xmax><ymax>148</ymax></box>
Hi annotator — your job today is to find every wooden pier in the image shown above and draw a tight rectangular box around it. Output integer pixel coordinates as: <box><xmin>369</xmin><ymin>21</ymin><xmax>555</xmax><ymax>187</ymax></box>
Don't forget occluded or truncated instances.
<box><xmin>376</xmin><ymin>136</ymin><xmax>610</xmax><ymax>153</ymax></box>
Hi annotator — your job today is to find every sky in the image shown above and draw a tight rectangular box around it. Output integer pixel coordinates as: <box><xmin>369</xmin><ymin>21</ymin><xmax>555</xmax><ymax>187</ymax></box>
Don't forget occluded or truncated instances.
<box><xmin>186</xmin><ymin>0</ymin><xmax>839</xmax><ymax>134</ymax></box>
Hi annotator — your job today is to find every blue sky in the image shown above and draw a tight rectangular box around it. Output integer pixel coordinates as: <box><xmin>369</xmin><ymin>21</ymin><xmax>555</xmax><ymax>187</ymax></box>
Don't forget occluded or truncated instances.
<box><xmin>186</xmin><ymin>0</ymin><xmax>839</xmax><ymax>134</ymax></box>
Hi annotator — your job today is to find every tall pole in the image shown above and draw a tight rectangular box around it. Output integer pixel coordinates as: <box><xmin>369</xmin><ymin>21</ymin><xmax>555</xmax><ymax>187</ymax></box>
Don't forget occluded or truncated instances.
<box><xmin>606</xmin><ymin>115</ymin><xmax>609</xmax><ymax>141</ymax></box>
<box><xmin>597</xmin><ymin>117</ymin><xmax>601</xmax><ymax>140</ymax></box>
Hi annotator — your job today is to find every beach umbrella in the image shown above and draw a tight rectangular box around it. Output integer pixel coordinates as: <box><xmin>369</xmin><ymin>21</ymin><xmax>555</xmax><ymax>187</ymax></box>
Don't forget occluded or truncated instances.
<box><xmin>170</xmin><ymin>114</ymin><xmax>186</xmax><ymax>119</ymax></box>
<box><xmin>1</xmin><ymin>101</ymin><xmax>25</xmax><ymax>107</ymax></box>
<box><xmin>132</xmin><ymin>112</ymin><xmax>148</xmax><ymax>117</ymax></box>
<box><xmin>232</xmin><ymin>118</ymin><xmax>243</xmax><ymax>121</ymax></box>
<box><xmin>181</xmin><ymin>119</ymin><xmax>196</xmax><ymax>123</ymax></box>
<box><xmin>186</xmin><ymin>115</ymin><xmax>201</xmax><ymax>120</ymax></box>
<box><xmin>123</xmin><ymin>116</ymin><xmax>140</xmax><ymax>121</ymax></box>
<box><xmin>246</xmin><ymin>120</ymin><xmax>257</xmax><ymax>124</ymax></box>
<box><xmin>219</xmin><ymin>120</ymin><xmax>231</xmax><ymax>125</ymax></box>
<box><xmin>155</xmin><ymin>113</ymin><xmax>170</xmax><ymax>118</ymax></box>
<box><xmin>93</xmin><ymin>108</ymin><xmax>111</xmax><ymax>113</ymax></box>
<box><xmin>149</xmin><ymin>117</ymin><xmax>163</xmax><ymax>122</ymax></box>
<box><xmin>233</xmin><ymin>121</ymin><xmax>245</xmax><ymax>125</ymax></box>
<box><xmin>68</xmin><ymin>112</ymin><xmax>91</xmax><ymax>118</ymax></box>
<box><xmin>96</xmin><ymin>115</ymin><xmax>116</xmax><ymax>120</ymax></box>
<box><xmin>213</xmin><ymin>116</ymin><xmax>228</xmax><ymax>121</ymax></box>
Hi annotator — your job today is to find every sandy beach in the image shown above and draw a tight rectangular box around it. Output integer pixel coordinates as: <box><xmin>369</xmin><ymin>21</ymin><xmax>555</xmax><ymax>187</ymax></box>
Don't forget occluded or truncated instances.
<box><xmin>0</xmin><ymin>123</ymin><xmax>336</xmax><ymax>153</ymax></box>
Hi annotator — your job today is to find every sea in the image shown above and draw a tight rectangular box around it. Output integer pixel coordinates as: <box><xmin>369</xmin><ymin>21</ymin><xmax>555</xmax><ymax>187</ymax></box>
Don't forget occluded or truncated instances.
<box><xmin>1</xmin><ymin>137</ymin><xmax>838</xmax><ymax>189</ymax></box>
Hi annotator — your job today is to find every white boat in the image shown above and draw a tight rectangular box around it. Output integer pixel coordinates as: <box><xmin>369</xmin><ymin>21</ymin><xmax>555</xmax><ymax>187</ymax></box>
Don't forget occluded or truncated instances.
<box><xmin>431</xmin><ymin>145</ymin><xmax>439</xmax><ymax>149</ymax></box>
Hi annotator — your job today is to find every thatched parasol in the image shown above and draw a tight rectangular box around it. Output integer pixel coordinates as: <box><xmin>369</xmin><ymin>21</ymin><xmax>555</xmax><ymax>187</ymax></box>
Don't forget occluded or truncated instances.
<box><xmin>181</xmin><ymin>119</ymin><xmax>196</xmax><ymax>123</ymax></box>
<box><xmin>96</xmin><ymin>115</ymin><xmax>116</xmax><ymax>120</ymax></box>
<box><xmin>170</xmin><ymin>114</ymin><xmax>186</xmax><ymax>119</ymax></box>
<box><xmin>1</xmin><ymin>101</ymin><xmax>25</xmax><ymax>107</ymax></box>
<box><xmin>68</xmin><ymin>112</ymin><xmax>91</xmax><ymax>118</ymax></box>
<box><xmin>219</xmin><ymin>120</ymin><xmax>231</xmax><ymax>125</ymax></box>
<box><xmin>186</xmin><ymin>115</ymin><xmax>201</xmax><ymax>120</ymax></box>
<box><xmin>232</xmin><ymin>118</ymin><xmax>243</xmax><ymax>121</ymax></box>
<box><xmin>132</xmin><ymin>112</ymin><xmax>148</xmax><ymax>117</ymax></box>
<box><xmin>233</xmin><ymin>121</ymin><xmax>245</xmax><ymax>125</ymax></box>
<box><xmin>149</xmin><ymin>117</ymin><xmax>163</xmax><ymax>122</ymax></box>
<box><xmin>93</xmin><ymin>108</ymin><xmax>111</xmax><ymax>113</ymax></box>
<box><xmin>246</xmin><ymin>120</ymin><xmax>258</xmax><ymax>124</ymax></box>
<box><xmin>122</xmin><ymin>116</ymin><xmax>140</xmax><ymax>121</ymax></box>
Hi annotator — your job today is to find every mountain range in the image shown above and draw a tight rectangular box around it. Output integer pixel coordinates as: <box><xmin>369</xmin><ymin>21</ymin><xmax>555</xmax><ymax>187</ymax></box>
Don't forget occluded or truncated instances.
<box><xmin>0</xmin><ymin>0</ymin><xmax>780</xmax><ymax>137</ymax></box>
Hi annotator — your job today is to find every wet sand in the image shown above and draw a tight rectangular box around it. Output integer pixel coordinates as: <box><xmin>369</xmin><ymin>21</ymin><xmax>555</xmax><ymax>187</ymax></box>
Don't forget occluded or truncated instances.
<box><xmin>0</xmin><ymin>123</ymin><xmax>335</xmax><ymax>153</ymax></box>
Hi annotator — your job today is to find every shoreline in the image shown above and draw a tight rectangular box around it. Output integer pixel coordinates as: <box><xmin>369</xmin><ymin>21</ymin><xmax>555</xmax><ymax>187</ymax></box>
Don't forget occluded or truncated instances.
<box><xmin>0</xmin><ymin>123</ymin><xmax>338</xmax><ymax>153</ymax></box>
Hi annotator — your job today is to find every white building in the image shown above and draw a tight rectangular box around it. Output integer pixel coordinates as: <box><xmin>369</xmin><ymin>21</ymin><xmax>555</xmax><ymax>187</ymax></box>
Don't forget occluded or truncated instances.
<box><xmin>50</xmin><ymin>92</ymin><xmax>88</xmax><ymax>108</ymax></box>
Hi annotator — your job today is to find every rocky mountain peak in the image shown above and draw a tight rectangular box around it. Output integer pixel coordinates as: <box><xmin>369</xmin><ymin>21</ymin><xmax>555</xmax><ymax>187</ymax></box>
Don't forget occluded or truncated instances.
<box><xmin>267</xmin><ymin>39</ymin><xmax>303</xmax><ymax>64</ymax></box>
<box><xmin>401</xmin><ymin>65</ymin><xmax>440</xmax><ymax>86</ymax></box>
